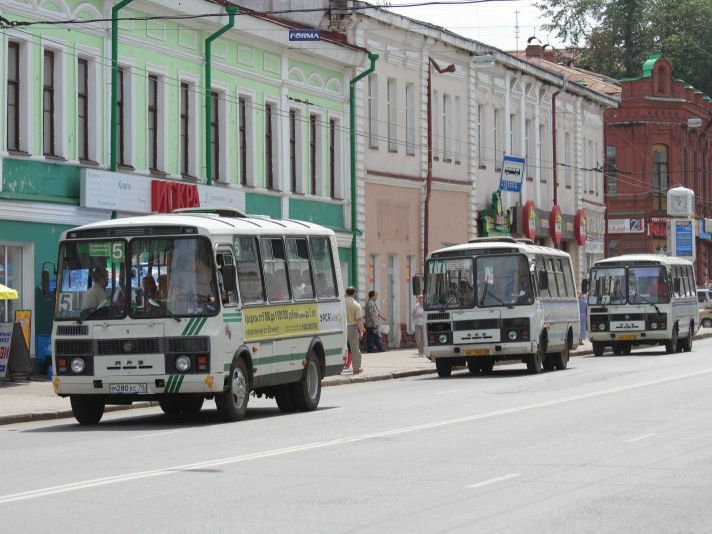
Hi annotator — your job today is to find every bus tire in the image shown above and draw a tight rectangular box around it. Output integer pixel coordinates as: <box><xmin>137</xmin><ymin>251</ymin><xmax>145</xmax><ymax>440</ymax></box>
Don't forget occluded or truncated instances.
<box><xmin>612</xmin><ymin>343</ymin><xmax>623</xmax><ymax>356</ymax></box>
<box><xmin>554</xmin><ymin>342</ymin><xmax>569</xmax><ymax>370</ymax></box>
<box><xmin>679</xmin><ymin>322</ymin><xmax>693</xmax><ymax>352</ymax></box>
<box><xmin>481</xmin><ymin>359</ymin><xmax>495</xmax><ymax>373</ymax></box>
<box><xmin>467</xmin><ymin>359</ymin><xmax>482</xmax><ymax>375</ymax></box>
<box><xmin>664</xmin><ymin>327</ymin><xmax>678</xmax><ymax>354</ymax></box>
<box><xmin>592</xmin><ymin>341</ymin><xmax>604</xmax><ymax>356</ymax></box>
<box><xmin>216</xmin><ymin>358</ymin><xmax>250</xmax><ymax>422</ymax></box>
<box><xmin>275</xmin><ymin>385</ymin><xmax>298</xmax><ymax>413</ymax></box>
<box><xmin>71</xmin><ymin>395</ymin><xmax>105</xmax><ymax>425</ymax></box>
<box><xmin>159</xmin><ymin>397</ymin><xmax>181</xmax><ymax>415</ymax></box>
<box><xmin>291</xmin><ymin>351</ymin><xmax>321</xmax><ymax>412</ymax></box>
<box><xmin>436</xmin><ymin>359</ymin><xmax>453</xmax><ymax>377</ymax></box>
<box><xmin>527</xmin><ymin>342</ymin><xmax>544</xmax><ymax>374</ymax></box>
<box><xmin>178</xmin><ymin>395</ymin><xmax>204</xmax><ymax>414</ymax></box>
<box><xmin>543</xmin><ymin>355</ymin><xmax>555</xmax><ymax>371</ymax></box>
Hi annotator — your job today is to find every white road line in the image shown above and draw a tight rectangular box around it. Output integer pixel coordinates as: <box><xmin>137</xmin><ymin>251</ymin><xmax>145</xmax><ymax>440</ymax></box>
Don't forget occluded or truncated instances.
<box><xmin>624</xmin><ymin>433</ymin><xmax>658</xmax><ymax>443</ymax></box>
<box><xmin>435</xmin><ymin>389</ymin><xmax>463</xmax><ymax>395</ymax></box>
<box><xmin>2</xmin><ymin>367</ymin><xmax>710</xmax><ymax>505</ymax></box>
<box><xmin>129</xmin><ymin>431</ymin><xmax>183</xmax><ymax>439</ymax></box>
<box><xmin>468</xmin><ymin>473</ymin><xmax>521</xmax><ymax>489</ymax></box>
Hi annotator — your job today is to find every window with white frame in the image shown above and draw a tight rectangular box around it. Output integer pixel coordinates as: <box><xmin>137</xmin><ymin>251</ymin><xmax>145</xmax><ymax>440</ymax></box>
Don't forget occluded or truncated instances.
<box><xmin>368</xmin><ymin>74</ymin><xmax>378</xmax><ymax>149</ymax></box>
<box><xmin>405</xmin><ymin>82</ymin><xmax>415</xmax><ymax>156</ymax></box>
<box><xmin>147</xmin><ymin>73</ymin><xmax>165</xmax><ymax>172</ymax></box>
<box><xmin>265</xmin><ymin>102</ymin><xmax>276</xmax><ymax>190</ymax></box>
<box><xmin>238</xmin><ymin>95</ymin><xmax>255</xmax><ymax>187</ymax></box>
<box><xmin>509</xmin><ymin>113</ymin><xmax>518</xmax><ymax>156</ymax></box>
<box><xmin>442</xmin><ymin>93</ymin><xmax>451</xmax><ymax>161</ymax></box>
<box><xmin>179</xmin><ymin>81</ymin><xmax>194</xmax><ymax>177</ymax></box>
<box><xmin>6</xmin><ymin>40</ymin><xmax>23</xmax><ymax>152</ymax></box>
<box><xmin>290</xmin><ymin>108</ymin><xmax>304</xmax><ymax>194</ymax></box>
<box><xmin>310</xmin><ymin>113</ymin><xmax>323</xmax><ymax>195</ymax></box>
<box><xmin>494</xmin><ymin>108</ymin><xmax>502</xmax><ymax>169</ymax></box>
<box><xmin>387</xmin><ymin>78</ymin><xmax>397</xmax><ymax>152</ymax></box>
<box><xmin>77</xmin><ymin>56</ymin><xmax>99</xmax><ymax>163</ymax></box>
<box><xmin>525</xmin><ymin>119</ymin><xmax>534</xmax><ymax>178</ymax></box>
<box><xmin>538</xmin><ymin>123</ymin><xmax>546</xmax><ymax>181</ymax></box>
<box><xmin>43</xmin><ymin>49</ymin><xmax>60</xmax><ymax>157</ymax></box>
<box><xmin>209</xmin><ymin>90</ymin><xmax>221</xmax><ymax>181</ymax></box>
<box><xmin>329</xmin><ymin>117</ymin><xmax>343</xmax><ymax>199</ymax></box>
<box><xmin>117</xmin><ymin>65</ymin><xmax>134</xmax><ymax>168</ymax></box>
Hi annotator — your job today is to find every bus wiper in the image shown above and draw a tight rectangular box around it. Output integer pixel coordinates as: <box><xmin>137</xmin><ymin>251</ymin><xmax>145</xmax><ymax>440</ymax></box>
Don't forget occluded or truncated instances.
<box><xmin>439</xmin><ymin>294</ymin><xmax>458</xmax><ymax>312</ymax></box>
<box><xmin>77</xmin><ymin>298</ymin><xmax>110</xmax><ymax>324</ymax></box>
<box><xmin>632</xmin><ymin>293</ymin><xmax>660</xmax><ymax>314</ymax></box>
<box><xmin>486</xmin><ymin>290</ymin><xmax>514</xmax><ymax>309</ymax></box>
<box><xmin>479</xmin><ymin>285</ymin><xmax>513</xmax><ymax>309</ymax></box>
<box><xmin>147</xmin><ymin>298</ymin><xmax>182</xmax><ymax>322</ymax></box>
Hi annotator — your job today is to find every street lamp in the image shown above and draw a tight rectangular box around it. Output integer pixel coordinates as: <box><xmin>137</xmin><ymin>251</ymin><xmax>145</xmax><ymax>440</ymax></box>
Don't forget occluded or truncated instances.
<box><xmin>424</xmin><ymin>58</ymin><xmax>456</xmax><ymax>269</ymax></box>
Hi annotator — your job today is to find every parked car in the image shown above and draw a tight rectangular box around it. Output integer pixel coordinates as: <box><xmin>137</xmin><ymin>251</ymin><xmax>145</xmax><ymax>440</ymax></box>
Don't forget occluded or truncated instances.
<box><xmin>697</xmin><ymin>288</ymin><xmax>712</xmax><ymax>310</ymax></box>
<box><xmin>700</xmin><ymin>302</ymin><xmax>712</xmax><ymax>328</ymax></box>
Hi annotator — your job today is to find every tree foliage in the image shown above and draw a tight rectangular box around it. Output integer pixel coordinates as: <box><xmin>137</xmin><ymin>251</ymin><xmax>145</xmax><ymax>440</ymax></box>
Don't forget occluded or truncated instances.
<box><xmin>534</xmin><ymin>0</ymin><xmax>712</xmax><ymax>95</ymax></box>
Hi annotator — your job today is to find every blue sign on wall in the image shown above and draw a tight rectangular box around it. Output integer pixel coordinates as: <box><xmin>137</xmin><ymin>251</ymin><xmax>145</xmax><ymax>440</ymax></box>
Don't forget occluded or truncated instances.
<box><xmin>499</xmin><ymin>156</ymin><xmax>526</xmax><ymax>193</ymax></box>
<box><xmin>289</xmin><ymin>29</ymin><xmax>321</xmax><ymax>42</ymax></box>
<box><xmin>675</xmin><ymin>220</ymin><xmax>693</xmax><ymax>256</ymax></box>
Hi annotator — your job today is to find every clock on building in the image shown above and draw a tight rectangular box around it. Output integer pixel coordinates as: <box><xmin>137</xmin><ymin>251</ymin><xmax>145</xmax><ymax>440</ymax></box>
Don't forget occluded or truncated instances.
<box><xmin>667</xmin><ymin>186</ymin><xmax>694</xmax><ymax>217</ymax></box>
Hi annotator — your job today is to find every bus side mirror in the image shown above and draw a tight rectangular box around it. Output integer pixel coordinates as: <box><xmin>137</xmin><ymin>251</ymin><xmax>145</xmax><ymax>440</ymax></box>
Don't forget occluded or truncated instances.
<box><xmin>41</xmin><ymin>262</ymin><xmax>56</xmax><ymax>297</ymax></box>
<box><xmin>412</xmin><ymin>275</ymin><xmax>421</xmax><ymax>296</ymax></box>
<box><xmin>538</xmin><ymin>270</ymin><xmax>549</xmax><ymax>290</ymax></box>
<box><xmin>221</xmin><ymin>264</ymin><xmax>237</xmax><ymax>292</ymax></box>
<box><xmin>581</xmin><ymin>279</ymin><xmax>589</xmax><ymax>294</ymax></box>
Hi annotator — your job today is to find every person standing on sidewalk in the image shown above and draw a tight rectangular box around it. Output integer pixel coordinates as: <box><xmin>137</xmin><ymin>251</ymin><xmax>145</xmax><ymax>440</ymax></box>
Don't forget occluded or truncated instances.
<box><xmin>578</xmin><ymin>292</ymin><xmax>588</xmax><ymax>345</ymax></box>
<box><xmin>345</xmin><ymin>286</ymin><xmax>365</xmax><ymax>374</ymax></box>
<box><xmin>412</xmin><ymin>294</ymin><xmax>425</xmax><ymax>356</ymax></box>
<box><xmin>365</xmin><ymin>290</ymin><xmax>386</xmax><ymax>353</ymax></box>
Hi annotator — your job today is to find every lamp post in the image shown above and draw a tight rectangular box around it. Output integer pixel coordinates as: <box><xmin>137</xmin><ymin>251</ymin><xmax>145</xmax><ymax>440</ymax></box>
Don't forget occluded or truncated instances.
<box><xmin>424</xmin><ymin>58</ymin><xmax>455</xmax><ymax>269</ymax></box>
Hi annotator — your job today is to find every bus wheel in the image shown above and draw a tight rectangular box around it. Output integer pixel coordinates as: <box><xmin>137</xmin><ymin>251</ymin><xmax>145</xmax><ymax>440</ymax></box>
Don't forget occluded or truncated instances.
<box><xmin>543</xmin><ymin>355</ymin><xmax>555</xmax><ymax>371</ymax></box>
<box><xmin>679</xmin><ymin>323</ymin><xmax>693</xmax><ymax>352</ymax></box>
<box><xmin>554</xmin><ymin>343</ymin><xmax>569</xmax><ymax>370</ymax></box>
<box><xmin>481</xmin><ymin>359</ymin><xmax>495</xmax><ymax>374</ymax></box>
<box><xmin>70</xmin><ymin>395</ymin><xmax>105</xmax><ymax>425</ymax></box>
<box><xmin>527</xmin><ymin>343</ymin><xmax>544</xmax><ymax>374</ymax></box>
<box><xmin>216</xmin><ymin>358</ymin><xmax>250</xmax><ymax>422</ymax></box>
<box><xmin>292</xmin><ymin>351</ymin><xmax>321</xmax><ymax>412</ymax></box>
<box><xmin>178</xmin><ymin>395</ymin><xmax>204</xmax><ymax>414</ymax></box>
<box><xmin>436</xmin><ymin>359</ymin><xmax>453</xmax><ymax>377</ymax></box>
<box><xmin>664</xmin><ymin>328</ymin><xmax>678</xmax><ymax>354</ymax></box>
<box><xmin>275</xmin><ymin>385</ymin><xmax>298</xmax><ymax>413</ymax></box>
<box><xmin>622</xmin><ymin>344</ymin><xmax>632</xmax><ymax>355</ymax></box>
<box><xmin>159</xmin><ymin>397</ymin><xmax>181</xmax><ymax>415</ymax></box>
<box><xmin>612</xmin><ymin>343</ymin><xmax>623</xmax><ymax>356</ymax></box>
<box><xmin>592</xmin><ymin>341</ymin><xmax>604</xmax><ymax>356</ymax></box>
<box><xmin>467</xmin><ymin>360</ymin><xmax>482</xmax><ymax>375</ymax></box>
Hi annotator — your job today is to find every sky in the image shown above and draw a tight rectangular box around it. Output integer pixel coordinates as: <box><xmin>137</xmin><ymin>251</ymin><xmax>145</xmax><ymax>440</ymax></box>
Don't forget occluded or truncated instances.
<box><xmin>382</xmin><ymin>0</ymin><xmax>564</xmax><ymax>53</ymax></box>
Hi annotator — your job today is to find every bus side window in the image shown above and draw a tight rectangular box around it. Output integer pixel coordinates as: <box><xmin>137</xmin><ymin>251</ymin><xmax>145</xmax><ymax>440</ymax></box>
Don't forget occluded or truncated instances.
<box><xmin>217</xmin><ymin>252</ymin><xmax>238</xmax><ymax>305</ymax></box>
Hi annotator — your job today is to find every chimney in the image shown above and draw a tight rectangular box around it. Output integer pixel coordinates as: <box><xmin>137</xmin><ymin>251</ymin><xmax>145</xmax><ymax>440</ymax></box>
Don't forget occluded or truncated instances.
<box><xmin>542</xmin><ymin>44</ymin><xmax>557</xmax><ymax>63</ymax></box>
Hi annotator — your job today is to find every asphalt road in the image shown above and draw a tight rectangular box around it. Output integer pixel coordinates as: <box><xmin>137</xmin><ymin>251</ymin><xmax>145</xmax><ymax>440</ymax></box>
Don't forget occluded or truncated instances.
<box><xmin>2</xmin><ymin>338</ymin><xmax>712</xmax><ymax>532</ymax></box>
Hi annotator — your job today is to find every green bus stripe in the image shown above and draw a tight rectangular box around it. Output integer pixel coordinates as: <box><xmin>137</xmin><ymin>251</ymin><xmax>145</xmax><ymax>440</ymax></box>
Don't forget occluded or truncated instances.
<box><xmin>165</xmin><ymin>374</ymin><xmax>185</xmax><ymax>394</ymax></box>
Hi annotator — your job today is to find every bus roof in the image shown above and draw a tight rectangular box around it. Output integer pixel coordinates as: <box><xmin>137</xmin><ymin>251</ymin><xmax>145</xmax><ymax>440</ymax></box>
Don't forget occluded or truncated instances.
<box><xmin>592</xmin><ymin>254</ymin><xmax>694</xmax><ymax>267</ymax></box>
<box><xmin>61</xmin><ymin>210</ymin><xmax>335</xmax><ymax>240</ymax></box>
<box><xmin>428</xmin><ymin>238</ymin><xmax>572</xmax><ymax>259</ymax></box>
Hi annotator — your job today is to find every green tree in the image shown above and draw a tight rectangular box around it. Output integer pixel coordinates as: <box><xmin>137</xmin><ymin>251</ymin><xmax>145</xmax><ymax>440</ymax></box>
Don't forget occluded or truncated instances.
<box><xmin>535</xmin><ymin>0</ymin><xmax>712</xmax><ymax>94</ymax></box>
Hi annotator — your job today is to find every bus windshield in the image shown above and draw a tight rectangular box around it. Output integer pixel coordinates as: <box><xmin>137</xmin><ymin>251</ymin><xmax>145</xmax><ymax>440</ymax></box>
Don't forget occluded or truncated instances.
<box><xmin>55</xmin><ymin>237</ymin><xmax>218</xmax><ymax>321</ymax></box>
<box><xmin>589</xmin><ymin>265</ymin><xmax>669</xmax><ymax>305</ymax></box>
<box><xmin>425</xmin><ymin>254</ymin><xmax>533</xmax><ymax>309</ymax></box>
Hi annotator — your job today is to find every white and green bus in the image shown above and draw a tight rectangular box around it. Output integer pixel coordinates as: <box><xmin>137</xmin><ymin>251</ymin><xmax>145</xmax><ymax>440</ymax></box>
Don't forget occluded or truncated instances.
<box><xmin>46</xmin><ymin>208</ymin><xmax>346</xmax><ymax>424</ymax></box>
<box><xmin>424</xmin><ymin>237</ymin><xmax>580</xmax><ymax>377</ymax></box>
<box><xmin>587</xmin><ymin>254</ymin><xmax>698</xmax><ymax>355</ymax></box>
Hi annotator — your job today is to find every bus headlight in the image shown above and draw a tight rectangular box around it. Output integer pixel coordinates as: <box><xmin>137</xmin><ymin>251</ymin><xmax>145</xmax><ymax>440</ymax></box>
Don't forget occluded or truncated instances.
<box><xmin>598</xmin><ymin>323</ymin><xmax>606</xmax><ymax>331</ymax></box>
<box><xmin>70</xmin><ymin>357</ymin><xmax>86</xmax><ymax>374</ymax></box>
<box><xmin>508</xmin><ymin>330</ymin><xmax>518</xmax><ymax>341</ymax></box>
<box><xmin>175</xmin><ymin>355</ymin><xmax>192</xmax><ymax>372</ymax></box>
<box><xmin>650</xmin><ymin>322</ymin><xmax>658</xmax><ymax>330</ymax></box>
<box><xmin>438</xmin><ymin>334</ymin><xmax>448</xmax><ymax>344</ymax></box>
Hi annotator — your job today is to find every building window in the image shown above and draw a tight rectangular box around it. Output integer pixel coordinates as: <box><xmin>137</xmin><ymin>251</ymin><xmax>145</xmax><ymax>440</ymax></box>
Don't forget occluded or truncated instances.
<box><xmin>454</xmin><ymin>96</ymin><xmax>461</xmax><ymax>164</ymax></box>
<box><xmin>180</xmin><ymin>82</ymin><xmax>190</xmax><ymax>176</ymax></box>
<box><xmin>147</xmin><ymin>74</ymin><xmax>158</xmax><ymax>171</ymax></box>
<box><xmin>238</xmin><ymin>97</ymin><xmax>247</xmax><ymax>185</ymax></box>
<box><xmin>309</xmin><ymin>114</ymin><xmax>318</xmax><ymax>195</ymax></box>
<box><xmin>442</xmin><ymin>93</ymin><xmax>451</xmax><ymax>162</ymax></box>
<box><xmin>606</xmin><ymin>145</ymin><xmax>617</xmax><ymax>197</ymax></box>
<box><xmin>290</xmin><ymin>109</ymin><xmax>298</xmax><ymax>193</ymax></box>
<box><xmin>405</xmin><ymin>82</ymin><xmax>415</xmax><ymax>156</ymax></box>
<box><xmin>6</xmin><ymin>41</ymin><xmax>20</xmax><ymax>152</ymax></box>
<box><xmin>210</xmin><ymin>91</ymin><xmax>220</xmax><ymax>181</ymax></box>
<box><xmin>525</xmin><ymin>119</ymin><xmax>533</xmax><ymax>178</ymax></box>
<box><xmin>477</xmin><ymin>105</ymin><xmax>485</xmax><ymax>167</ymax></box>
<box><xmin>77</xmin><ymin>58</ymin><xmax>89</xmax><ymax>161</ymax></box>
<box><xmin>43</xmin><ymin>50</ymin><xmax>56</xmax><ymax>156</ymax></box>
<box><xmin>329</xmin><ymin>118</ymin><xmax>337</xmax><ymax>198</ymax></box>
<box><xmin>387</xmin><ymin>78</ymin><xmax>397</xmax><ymax>152</ymax></box>
<box><xmin>368</xmin><ymin>74</ymin><xmax>378</xmax><ymax>149</ymax></box>
<box><xmin>265</xmin><ymin>103</ymin><xmax>274</xmax><ymax>190</ymax></box>
<box><xmin>539</xmin><ymin>124</ymin><xmax>546</xmax><ymax>182</ymax></box>
<box><xmin>117</xmin><ymin>67</ymin><xmax>126</xmax><ymax>166</ymax></box>
<box><xmin>652</xmin><ymin>144</ymin><xmax>668</xmax><ymax>211</ymax></box>
<box><xmin>494</xmin><ymin>109</ymin><xmax>502</xmax><ymax>169</ymax></box>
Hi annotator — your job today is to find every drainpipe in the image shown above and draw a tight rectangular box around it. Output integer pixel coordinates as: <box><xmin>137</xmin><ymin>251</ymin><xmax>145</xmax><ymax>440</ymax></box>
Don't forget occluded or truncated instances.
<box><xmin>348</xmin><ymin>53</ymin><xmax>379</xmax><ymax>289</ymax></box>
<box><xmin>204</xmin><ymin>6</ymin><xmax>238</xmax><ymax>185</ymax></box>
<box><xmin>109</xmin><ymin>0</ymin><xmax>135</xmax><ymax>219</ymax></box>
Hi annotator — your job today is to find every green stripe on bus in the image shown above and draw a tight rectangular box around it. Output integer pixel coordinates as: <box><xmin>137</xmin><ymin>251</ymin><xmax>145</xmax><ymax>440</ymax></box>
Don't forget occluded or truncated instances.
<box><xmin>223</xmin><ymin>312</ymin><xmax>243</xmax><ymax>323</ymax></box>
<box><xmin>165</xmin><ymin>374</ymin><xmax>185</xmax><ymax>394</ymax></box>
<box><xmin>182</xmin><ymin>317</ymin><xmax>207</xmax><ymax>336</ymax></box>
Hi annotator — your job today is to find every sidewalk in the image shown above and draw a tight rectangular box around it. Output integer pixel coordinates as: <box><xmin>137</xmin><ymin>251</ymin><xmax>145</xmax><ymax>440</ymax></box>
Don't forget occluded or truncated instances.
<box><xmin>0</xmin><ymin>340</ymin><xmax>596</xmax><ymax>426</ymax></box>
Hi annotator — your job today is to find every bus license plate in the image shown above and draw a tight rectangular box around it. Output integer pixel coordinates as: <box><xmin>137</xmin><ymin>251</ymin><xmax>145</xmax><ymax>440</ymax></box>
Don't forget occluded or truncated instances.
<box><xmin>465</xmin><ymin>349</ymin><xmax>490</xmax><ymax>356</ymax></box>
<box><xmin>619</xmin><ymin>335</ymin><xmax>637</xmax><ymax>341</ymax></box>
<box><xmin>110</xmin><ymin>383</ymin><xmax>147</xmax><ymax>394</ymax></box>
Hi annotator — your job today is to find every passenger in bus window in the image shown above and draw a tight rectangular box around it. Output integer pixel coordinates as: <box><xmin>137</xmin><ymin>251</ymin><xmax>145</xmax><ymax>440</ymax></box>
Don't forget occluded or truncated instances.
<box><xmin>85</xmin><ymin>266</ymin><xmax>109</xmax><ymax>309</ymax></box>
<box><xmin>611</xmin><ymin>280</ymin><xmax>624</xmax><ymax>303</ymax></box>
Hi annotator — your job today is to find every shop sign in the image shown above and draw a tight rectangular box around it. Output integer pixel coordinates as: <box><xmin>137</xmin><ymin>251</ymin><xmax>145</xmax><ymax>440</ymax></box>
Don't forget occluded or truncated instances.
<box><xmin>550</xmin><ymin>205</ymin><xmax>563</xmax><ymax>245</ymax></box>
<box><xmin>574</xmin><ymin>209</ymin><xmax>587</xmax><ymax>246</ymax></box>
<box><xmin>523</xmin><ymin>200</ymin><xmax>537</xmax><ymax>240</ymax></box>
<box><xmin>608</xmin><ymin>218</ymin><xmax>644</xmax><ymax>234</ymax></box>
<box><xmin>479</xmin><ymin>190</ymin><xmax>513</xmax><ymax>236</ymax></box>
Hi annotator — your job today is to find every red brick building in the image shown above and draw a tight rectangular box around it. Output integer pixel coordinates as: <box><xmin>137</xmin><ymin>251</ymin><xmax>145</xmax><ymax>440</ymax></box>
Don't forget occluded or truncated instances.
<box><xmin>604</xmin><ymin>55</ymin><xmax>712</xmax><ymax>285</ymax></box>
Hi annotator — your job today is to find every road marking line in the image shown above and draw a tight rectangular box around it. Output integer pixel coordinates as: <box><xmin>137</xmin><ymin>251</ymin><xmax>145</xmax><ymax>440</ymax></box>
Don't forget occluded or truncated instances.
<box><xmin>129</xmin><ymin>431</ymin><xmax>182</xmax><ymax>439</ymax></box>
<box><xmin>435</xmin><ymin>389</ymin><xmax>463</xmax><ymax>395</ymax></box>
<box><xmin>624</xmin><ymin>433</ymin><xmax>658</xmax><ymax>443</ymax></box>
<box><xmin>468</xmin><ymin>473</ymin><xmax>521</xmax><ymax>488</ymax></box>
<box><xmin>2</xmin><ymin>367</ymin><xmax>710</xmax><ymax>505</ymax></box>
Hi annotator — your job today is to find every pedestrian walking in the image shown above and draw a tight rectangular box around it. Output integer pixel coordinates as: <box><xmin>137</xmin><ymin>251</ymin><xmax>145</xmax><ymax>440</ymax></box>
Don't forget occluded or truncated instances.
<box><xmin>578</xmin><ymin>292</ymin><xmax>588</xmax><ymax>345</ymax></box>
<box><xmin>412</xmin><ymin>294</ymin><xmax>425</xmax><ymax>356</ymax></box>
<box><xmin>345</xmin><ymin>286</ymin><xmax>365</xmax><ymax>374</ymax></box>
<box><xmin>365</xmin><ymin>290</ymin><xmax>386</xmax><ymax>352</ymax></box>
